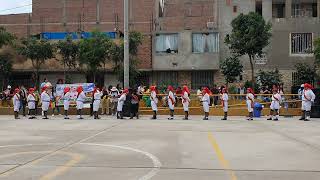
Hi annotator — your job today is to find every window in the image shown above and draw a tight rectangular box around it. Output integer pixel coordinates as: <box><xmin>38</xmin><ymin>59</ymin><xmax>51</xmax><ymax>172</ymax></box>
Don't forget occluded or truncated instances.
<box><xmin>192</xmin><ymin>33</ymin><xmax>219</xmax><ymax>53</ymax></box>
<box><xmin>191</xmin><ymin>71</ymin><xmax>214</xmax><ymax>89</ymax></box>
<box><xmin>153</xmin><ymin>71</ymin><xmax>178</xmax><ymax>87</ymax></box>
<box><xmin>155</xmin><ymin>34</ymin><xmax>179</xmax><ymax>53</ymax></box>
<box><xmin>291</xmin><ymin>33</ymin><xmax>313</xmax><ymax>55</ymax></box>
<box><xmin>233</xmin><ymin>6</ymin><xmax>237</xmax><ymax>13</ymax></box>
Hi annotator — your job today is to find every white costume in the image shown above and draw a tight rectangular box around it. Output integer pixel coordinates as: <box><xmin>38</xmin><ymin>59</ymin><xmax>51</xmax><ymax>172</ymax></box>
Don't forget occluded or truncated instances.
<box><xmin>13</xmin><ymin>93</ymin><xmax>21</xmax><ymax>112</ymax></box>
<box><xmin>246</xmin><ymin>93</ymin><xmax>254</xmax><ymax>112</ymax></box>
<box><xmin>182</xmin><ymin>91</ymin><xmax>190</xmax><ymax>112</ymax></box>
<box><xmin>221</xmin><ymin>93</ymin><xmax>229</xmax><ymax>112</ymax></box>
<box><xmin>27</xmin><ymin>94</ymin><xmax>36</xmax><ymax>110</ymax></box>
<box><xmin>167</xmin><ymin>91</ymin><xmax>175</xmax><ymax>110</ymax></box>
<box><xmin>302</xmin><ymin>89</ymin><xmax>316</xmax><ymax>111</ymax></box>
<box><xmin>117</xmin><ymin>93</ymin><xmax>126</xmax><ymax>111</ymax></box>
<box><xmin>202</xmin><ymin>93</ymin><xmax>210</xmax><ymax>113</ymax></box>
<box><xmin>93</xmin><ymin>91</ymin><xmax>102</xmax><ymax>112</ymax></box>
<box><xmin>76</xmin><ymin>91</ymin><xmax>86</xmax><ymax>110</ymax></box>
<box><xmin>150</xmin><ymin>91</ymin><xmax>158</xmax><ymax>111</ymax></box>
<box><xmin>63</xmin><ymin>92</ymin><xmax>71</xmax><ymax>111</ymax></box>
<box><xmin>41</xmin><ymin>91</ymin><xmax>50</xmax><ymax>111</ymax></box>
<box><xmin>270</xmin><ymin>92</ymin><xmax>281</xmax><ymax>110</ymax></box>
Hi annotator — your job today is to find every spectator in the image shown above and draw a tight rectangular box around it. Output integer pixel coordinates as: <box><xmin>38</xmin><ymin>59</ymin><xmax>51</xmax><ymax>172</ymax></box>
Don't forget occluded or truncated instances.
<box><xmin>19</xmin><ymin>85</ymin><xmax>27</xmax><ymax>116</ymax></box>
<box><xmin>101</xmin><ymin>87</ymin><xmax>110</xmax><ymax>115</ymax></box>
<box><xmin>2</xmin><ymin>85</ymin><xmax>13</xmax><ymax>107</ymax></box>
<box><xmin>110</xmin><ymin>86</ymin><xmax>120</xmax><ymax>116</ymax></box>
<box><xmin>237</xmin><ymin>84</ymin><xmax>246</xmax><ymax>100</ymax></box>
<box><xmin>130</xmin><ymin>89</ymin><xmax>140</xmax><ymax>119</ymax></box>
<box><xmin>197</xmin><ymin>86</ymin><xmax>203</xmax><ymax>101</ymax></box>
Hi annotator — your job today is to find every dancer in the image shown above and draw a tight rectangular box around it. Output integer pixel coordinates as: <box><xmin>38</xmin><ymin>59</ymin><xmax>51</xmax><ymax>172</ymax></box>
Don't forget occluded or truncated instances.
<box><xmin>300</xmin><ymin>83</ymin><xmax>316</xmax><ymax>121</ymax></box>
<box><xmin>182</xmin><ymin>85</ymin><xmax>190</xmax><ymax>120</ymax></box>
<box><xmin>246</xmin><ymin>88</ymin><xmax>255</xmax><ymax>121</ymax></box>
<box><xmin>93</xmin><ymin>87</ymin><xmax>102</xmax><ymax>119</ymax></box>
<box><xmin>267</xmin><ymin>87</ymin><xmax>281</xmax><ymax>121</ymax></box>
<box><xmin>117</xmin><ymin>89</ymin><xmax>128</xmax><ymax>119</ymax></box>
<box><xmin>13</xmin><ymin>88</ymin><xmax>21</xmax><ymax>119</ymax></box>
<box><xmin>41</xmin><ymin>86</ymin><xmax>50</xmax><ymax>119</ymax></box>
<box><xmin>167</xmin><ymin>85</ymin><xmax>175</xmax><ymax>120</ymax></box>
<box><xmin>76</xmin><ymin>86</ymin><xmax>86</xmax><ymax>119</ymax></box>
<box><xmin>221</xmin><ymin>88</ymin><xmax>229</xmax><ymax>120</ymax></box>
<box><xmin>27</xmin><ymin>88</ymin><xmax>36</xmax><ymax>119</ymax></box>
<box><xmin>63</xmin><ymin>87</ymin><xmax>71</xmax><ymax>119</ymax></box>
<box><xmin>202</xmin><ymin>87</ymin><xmax>211</xmax><ymax>120</ymax></box>
<box><xmin>150</xmin><ymin>86</ymin><xmax>158</xmax><ymax>119</ymax></box>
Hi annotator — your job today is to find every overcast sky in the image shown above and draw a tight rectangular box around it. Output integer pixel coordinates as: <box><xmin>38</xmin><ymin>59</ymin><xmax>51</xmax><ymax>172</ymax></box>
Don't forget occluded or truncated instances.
<box><xmin>0</xmin><ymin>0</ymin><xmax>32</xmax><ymax>15</ymax></box>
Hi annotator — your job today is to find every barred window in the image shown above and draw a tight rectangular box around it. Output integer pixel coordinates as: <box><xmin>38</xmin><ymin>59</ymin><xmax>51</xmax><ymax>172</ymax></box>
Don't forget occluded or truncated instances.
<box><xmin>291</xmin><ymin>33</ymin><xmax>313</xmax><ymax>55</ymax></box>
<box><xmin>191</xmin><ymin>71</ymin><xmax>214</xmax><ymax>89</ymax></box>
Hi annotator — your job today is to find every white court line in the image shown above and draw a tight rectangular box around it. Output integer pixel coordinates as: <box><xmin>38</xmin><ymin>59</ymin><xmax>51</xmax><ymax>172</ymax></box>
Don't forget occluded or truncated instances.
<box><xmin>0</xmin><ymin>143</ymin><xmax>162</xmax><ymax>180</ymax></box>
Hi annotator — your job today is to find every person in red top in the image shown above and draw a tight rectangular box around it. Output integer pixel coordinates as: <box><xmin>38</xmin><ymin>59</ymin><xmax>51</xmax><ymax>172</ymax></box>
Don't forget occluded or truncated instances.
<box><xmin>27</xmin><ymin>88</ymin><xmax>36</xmax><ymax>119</ymax></box>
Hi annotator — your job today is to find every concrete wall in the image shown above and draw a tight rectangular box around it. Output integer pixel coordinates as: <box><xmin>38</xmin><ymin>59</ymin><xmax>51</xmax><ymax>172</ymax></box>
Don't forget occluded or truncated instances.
<box><xmin>152</xmin><ymin>31</ymin><xmax>220</xmax><ymax>70</ymax></box>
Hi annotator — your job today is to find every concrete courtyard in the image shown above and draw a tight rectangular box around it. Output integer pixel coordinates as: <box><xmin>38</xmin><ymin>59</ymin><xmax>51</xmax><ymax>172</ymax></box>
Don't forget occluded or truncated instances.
<box><xmin>0</xmin><ymin>115</ymin><xmax>319</xmax><ymax>180</ymax></box>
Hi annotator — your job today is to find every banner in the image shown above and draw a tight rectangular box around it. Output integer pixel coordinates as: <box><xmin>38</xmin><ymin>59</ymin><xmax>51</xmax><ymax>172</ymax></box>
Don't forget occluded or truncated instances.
<box><xmin>55</xmin><ymin>83</ymin><xmax>95</xmax><ymax>106</ymax></box>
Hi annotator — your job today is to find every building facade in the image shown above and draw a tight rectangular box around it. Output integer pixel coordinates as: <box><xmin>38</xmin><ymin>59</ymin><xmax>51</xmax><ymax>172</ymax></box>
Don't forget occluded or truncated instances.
<box><xmin>0</xmin><ymin>0</ymin><xmax>319</xmax><ymax>91</ymax></box>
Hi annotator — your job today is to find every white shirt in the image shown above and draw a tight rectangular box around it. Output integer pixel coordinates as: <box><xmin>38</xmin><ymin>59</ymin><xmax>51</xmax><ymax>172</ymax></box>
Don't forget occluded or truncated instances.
<box><xmin>272</xmin><ymin>93</ymin><xmax>282</xmax><ymax>103</ymax></box>
<box><xmin>302</xmin><ymin>89</ymin><xmax>316</xmax><ymax>102</ymax></box>
<box><xmin>41</xmin><ymin>92</ymin><xmax>50</xmax><ymax>102</ymax></box>
<box><xmin>77</xmin><ymin>91</ymin><xmax>86</xmax><ymax>102</ymax></box>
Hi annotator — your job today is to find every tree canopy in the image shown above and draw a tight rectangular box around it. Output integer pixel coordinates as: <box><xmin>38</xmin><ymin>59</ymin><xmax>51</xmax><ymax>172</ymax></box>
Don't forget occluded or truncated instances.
<box><xmin>220</xmin><ymin>56</ymin><xmax>243</xmax><ymax>84</ymax></box>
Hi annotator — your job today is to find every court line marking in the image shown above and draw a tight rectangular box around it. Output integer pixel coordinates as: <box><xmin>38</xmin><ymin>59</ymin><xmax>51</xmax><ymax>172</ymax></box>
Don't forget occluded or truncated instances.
<box><xmin>0</xmin><ymin>143</ymin><xmax>162</xmax><ymax>180</ymax></box>
<box><xmin>79</xmin><ymin>143</ymin><xmax>162</xmax><ymax>180</ymax></box>
<box><xmin>0</xmin><ymin>151</ymin><xmax>83</xmax><ymax>178</ymax></box>
<box><xmin>208</xmin><ymin>132</ymin><xmax>238</xmax><ymax>180</ymax></box>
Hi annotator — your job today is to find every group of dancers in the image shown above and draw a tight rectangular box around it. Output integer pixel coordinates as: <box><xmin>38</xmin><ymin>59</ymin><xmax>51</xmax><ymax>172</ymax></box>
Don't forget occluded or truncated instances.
<box><xmin>12</xmin><ymin>83</ymin><xmax>316</xmax><ymax>121</ymax></box>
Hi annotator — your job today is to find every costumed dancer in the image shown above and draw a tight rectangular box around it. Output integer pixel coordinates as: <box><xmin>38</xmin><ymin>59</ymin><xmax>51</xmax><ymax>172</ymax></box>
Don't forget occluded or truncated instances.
<box><xmin>246</xmin><ymin>88</ymin><xmax>255</xmax><ymax>121</ymax></box>
<box><xmin>13</xmin><ymin>88</ymin><xmax>21</xmax><ymax>119</ymax></box>
<box><xmin>267</xmin><ymin>87</ymin><xmax>281</xmax><ymax>121</ymax></box>
<box><xmin>93</xmin><ymin>87</ymin><xmax>102</xmax><ymax>119</ymax></box>
<box><xmin>167</xmin><ymin>85</ymin><xmax>176</xmax><ymax>120</ymax></box>
<box><xmin>220</xmin><ymin>88</ymin><xmax>229</xmax><ymax>120</ymax></box>
<box><xmin>150</xmin><ymin>86</ymin><xmax>158</xmax><ymax>119</ymax></box>
<box><xmin>41</xmin><ymin>86</ymin><xmax>50</xmax><ymax>119</ymax></box>
<box><xmin>63</xmin><ymin>87</ymin><xmax>71</xmax><ymax>119</ymax></box>
<box><xmin>76</xmin><ymin>86</ymin><xmax>86</xmax><ymax>119</ymax></box>
<box><xmin>299</xmin><ymin>83</ymin><xmax>316</xmax><ymax>121</ymax></box>
<box><xmin>182</xmin><ymin>85</ymin><xmax>190</xmax><ymax>120</ymax></box>
<box><xmin>117</xmin><ymin>88</ymin><xmax>128</xmax><ymax>119</ymax></box>
<box><xmin>201</xmin><ymin>87</ymin><xmax>211</xmax><ymax>120</ymax></box>
<box><xmin>27</xmin><ymin>88</ymin><xmax>36</xmax><ymax>119</ymax></box>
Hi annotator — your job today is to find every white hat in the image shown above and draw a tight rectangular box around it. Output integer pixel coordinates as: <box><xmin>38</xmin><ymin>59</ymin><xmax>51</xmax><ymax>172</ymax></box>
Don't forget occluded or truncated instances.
<box><xmin>301</xmin><ymin>84</ymin><xmax>304</xmax><ymax>88</ymax></box>
<box><xmin>111</xmin><ymin>87</ymin><xmax>117</xmax><ymax>91</ymax></box>
<box><xmin>7</xmin><ymin>85</ymin><xmax>11</xmax><ymax>89</ymax></box>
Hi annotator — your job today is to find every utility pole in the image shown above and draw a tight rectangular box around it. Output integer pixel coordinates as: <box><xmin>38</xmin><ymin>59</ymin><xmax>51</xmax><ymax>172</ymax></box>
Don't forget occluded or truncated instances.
<box><xmin>123</xmin><ymin>0</ymin><xmax>129</xmax><ymax>88</ymax></box>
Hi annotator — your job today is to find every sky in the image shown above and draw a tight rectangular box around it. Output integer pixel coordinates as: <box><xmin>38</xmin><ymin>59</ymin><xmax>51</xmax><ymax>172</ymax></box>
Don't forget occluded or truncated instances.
<box><xmin>0</xmin><ymin>0</ymin><xmax>32</xmax><ymax>15</ymax></box>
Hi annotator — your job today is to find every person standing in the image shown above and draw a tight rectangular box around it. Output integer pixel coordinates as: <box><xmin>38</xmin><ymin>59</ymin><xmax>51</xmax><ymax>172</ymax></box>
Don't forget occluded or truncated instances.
<box><xmin>150</xmin><ymin>86</ymin><xmax>158</xmax><ymax>119</ymax></box>
<box><xmin>167</xmin><ymin>85</ymin><xmax>175</xmax><ymax>120</ymax></box>
<box><xmin>267</xmin><ymin>87</ymin><xmax>281</xmax><ymax>121</ymax></box>
<box><xmin>117</xmin><ymin>89</ymin><xmax>128</xmax><ymax>119</ymax></box>
<box><xmin>201</xmin><ymin>87</ymin><xmax>211</xmax><ymax>120</ymax></box>
<box><xmin>34</xmin><ymin>87</ymin><xmax>40</xmax><ymax>116</ymax></box>
<box><xmin>63</xmin><ymin>87</ymin><xmax>71</xmax><ymax>119</ymax></box>
<box><xmin>130</xmin><ymin>89</ymin><xmax>140</xmax><ymax>119</ymax></box>
<box><xmin>101</xmin><ymin>87</ymin><xmax>110</xmax><ymax>115</ymax></box>
<box><xmin>220</xmin><ymin>88</ymin><xmax>229</xmax><ymax>120</ymax></box>
<box><xmin>27</xmin><ymin>88</ymin><xmax>36</xmax><ymax>119</ymax></box>
<box><xmin>41</xmin><ymin>86</ymin><xmax>50</xmax><ymax>119</ymax></box>
<box><xmin>93</xmin><ymin>87</ymin><xmax>102</xmax><ymax>119</ymax></box>
<box><xmin>13</xmin><ymin>88</ymin><xmax>21</xmax><ymax>119</ymax></box>
<box><xmin>110</xmin><ymin>87</ymin><xmax>120</xmax><ymax>116</ymax></box>
<box><xmin>299</xmin><ymin>83</ymin><xmax>316</xmax><ymax>121</ymax></box>
<box><xmin>246</xmin><ymin>88</ymin><xmax>255</xmax><ymax>121</ymax></box>
<box><xmin>181</xmin><ymin>85</ymin><xmax>190</xmax><ymax>120</ymax></box>
<box><xmin>19</xmin><ymin>86</ymin><xmax>27</xmax><ymax>117</ymax></box>
<box><xmin>76</xmin><ymin>86</ymin><xmax>86</xmax><ymax>120</ymax></box>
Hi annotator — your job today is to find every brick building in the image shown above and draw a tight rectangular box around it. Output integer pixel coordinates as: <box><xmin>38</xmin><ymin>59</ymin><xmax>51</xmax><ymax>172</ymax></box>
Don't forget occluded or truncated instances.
<box><xmin>0</xmin><ymin>0</ymin><xmax>319</xmax><ymax>91</ymax></box>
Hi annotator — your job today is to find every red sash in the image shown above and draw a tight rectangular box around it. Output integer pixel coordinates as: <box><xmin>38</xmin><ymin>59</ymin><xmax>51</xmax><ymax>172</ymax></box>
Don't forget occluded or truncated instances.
<box><xmin>14</xmin><ymin>94</ymin><xmax>20</xmax><ymax>100</ymax></box>
<box><xmin>169</xmin><ymin>95</ymin><xmax>175</xmax><ymax>105</ymax></box>
<box><xmin>273</xmin><ymin>94</ymin><xmax>279</xmax><ymax>101</ymax></box>
<box><xmin>304</xmin><ymin>92</ymin><xmax>311</xmax><ymax>101</ymax></box>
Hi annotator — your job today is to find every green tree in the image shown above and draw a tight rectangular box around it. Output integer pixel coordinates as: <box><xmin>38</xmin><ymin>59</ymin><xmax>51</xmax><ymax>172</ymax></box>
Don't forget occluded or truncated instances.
<box><xmin>0</xmin><ymin>51</ymin><xmax>13</xmax><ymax>89</ymax></box>
<box><xmin>18</xmin><ymin>38</ymin><xmax>54</xmax><ymax>86</ymax></box>
<box><xmin>225</xmin><ymin>12</ymin><xmax>272</xmax><ymax>88</ymax></box>
<box><xmin>0</xmin><ymin>27</ymin><xmax>15</xmax><ymax>48</ymax></box>
<box><xmin>256</xmin><ymin>69</ymin><xmax>282</xmax><ymax>89</ymax></box>
<box><xmin>112</xmin><ymin>31</ymin><xmax>143</xmax><ymax>87</ymax></box>
<box><xmin>294</xmin><ymin>63</ymin><xmax>317</xmax><ymax>85</ymax></box>
<box><xmin>314</xmin><ymin>37</ymin><xmax>320</xmax><ymax>65</ymax></box>
<box><xmin>220</xmin><ymin>56</ymin><xmax>243</xmax><ymax>85</ymax></box>
<box><xmin>56</xmin><ymin>36</ymin><xmax>79</xmax><ymax>83</ymax></box>
<box><xmin>78</xmin><ymin>30</ymin><xmax>115</xmax><ymax>83</ymax></box>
